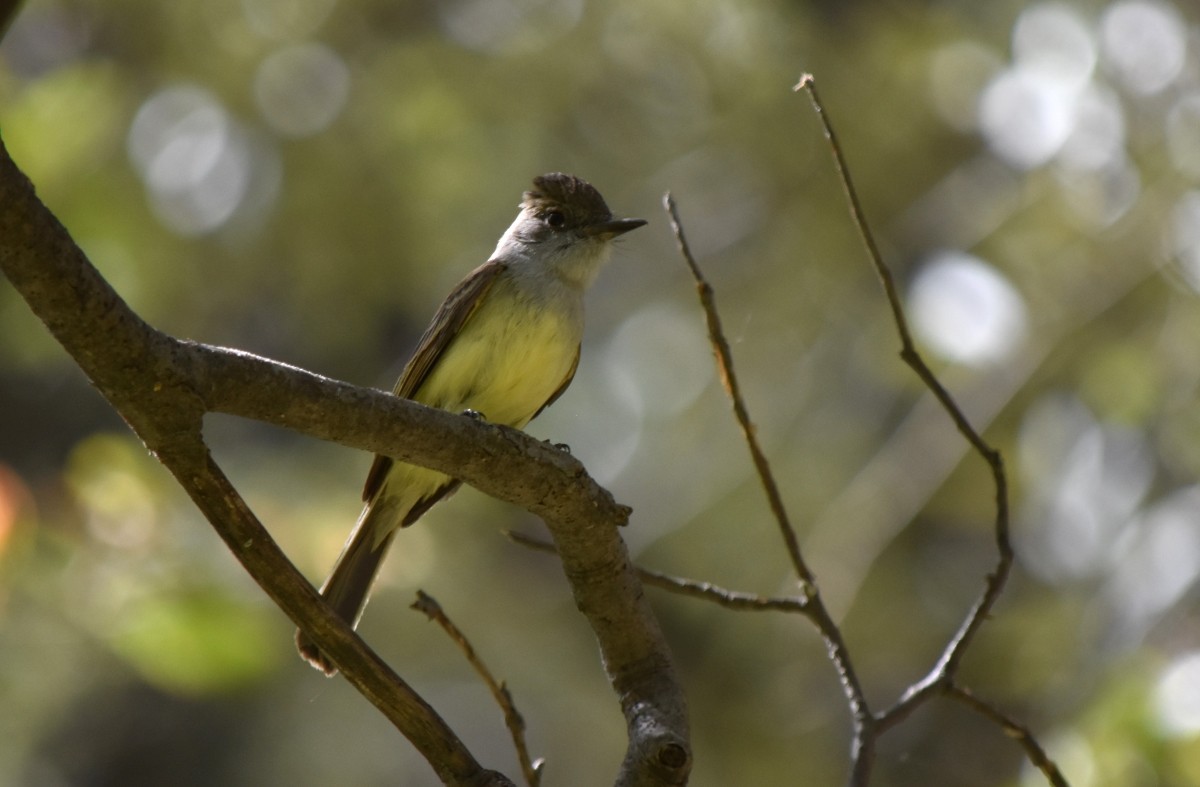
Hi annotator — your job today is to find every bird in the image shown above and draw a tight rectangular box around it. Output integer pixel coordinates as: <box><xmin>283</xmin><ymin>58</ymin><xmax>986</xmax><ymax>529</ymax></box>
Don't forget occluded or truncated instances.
<box><xmin>297</xmin><ymin>173</ymin><xmax>646</xmax><ymax>674</ymax></box>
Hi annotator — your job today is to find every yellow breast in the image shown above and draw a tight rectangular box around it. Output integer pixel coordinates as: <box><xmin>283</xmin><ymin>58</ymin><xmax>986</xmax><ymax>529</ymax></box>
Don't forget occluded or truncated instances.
<box><xmin>413</xmin><ymin>280</ymin><xmax>582</xmax><ymax>427</ymax></box>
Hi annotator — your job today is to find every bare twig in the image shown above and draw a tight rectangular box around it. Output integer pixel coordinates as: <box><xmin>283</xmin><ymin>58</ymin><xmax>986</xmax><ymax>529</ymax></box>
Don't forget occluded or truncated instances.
<box><xmin>948</xmin><ymin>686</ymin><xmax>1069</xmax><ymax>787</ymax></box>
<box><xmin>663</xmin><ymin>193</ymin><xmax>876</xmax><ymax>781</ymax></box>
<box><xmin>793</xmin><ymin>73</ymin><xmax>1057</xmax><ymax>784</ymax></box>
<box><xmin>506</xmin><ymin>531</ymin><xmax>810</xmax><ymax>614</ymax></box>
<box><xmin>662</xmin><ymin>193</ymin><xmax>814</xmax><ymax>591</ymax></box>
<box><xmin>795</xmin><ymin>68</ymin><xmax>1013</xmax><ymax>676</ymax></box>
<box><xmin>413</xmin><ymin>591</ymin><xmax>542</xmax><ymax>787</ymax></box>
<box><xmin>793</xmin><ymin>71</ymin><xmax>1010</xmax><ymax>562</ymax></box>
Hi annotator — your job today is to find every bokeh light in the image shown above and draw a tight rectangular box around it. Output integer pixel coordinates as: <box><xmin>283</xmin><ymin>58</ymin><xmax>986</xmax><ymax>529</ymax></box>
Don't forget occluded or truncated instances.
<box><xmin>1099</xmin><ymin>0</ymin><xmax>1187</xmax><ymax>95</ymax></box>
<box><xmin>979</xmin><ymin>66</ymin><xmax>1077</xmax><ymax>169</ymax></box>
<box><xmin>603</xmin><ymin>301</ymin><xmax>714</xmax><ymax>421</ymax></box>
<box><xmin>1166</xmin><ymin>94</ymin><xmax>1200</xmax><ymax>179</ymax></box>
<box><xmin>1013</xmin><ymin>3</ymin><xmax>1096</xmax><ymax>89</ymax></box>
<box><xmin>240</xmin><ymin>0</ymin><xmax>339</xmax><ymax>41</ymax></box>
<box><xmin>1017</xmin><ymin>396</ymin><xmax>1153</xmax><ymax>583</ymax></box>
<box><xmin>1170</xmin><ymin>190</ymin><xmax>1200</xmax><ymax>292</ymax></box>
<box><xmin>908</xmin><ymin>251</ymin><xmax>1028</xmax><ymax>366</ymax></box>
<box><xmin>127</xmin><ymin>86</ymin><xmax>254</xmax><ymax>235</ymax></box>
<box><xmin>1156</xmin><ymin>652</ymin><xmax>1200</xmax><ymax>737</ymax></box>
<box><xmin>437</xmin><ymin>0</ymin><xmax>585</xmax><ymax>54</ymax></box>
<box><xmin>1104</xmin><ymin>486</ymin><xmax>1200</xmax><ymax>645</ymax></box>
<box><xmin>1056</xmin><ymin>84</ymin><xmax>1124</xmax><ymax>173</ymax></box>
<box><xmin>254</xmin><ymin>42</ymin><xmax>350</xmax><ymax>138</ymax></box>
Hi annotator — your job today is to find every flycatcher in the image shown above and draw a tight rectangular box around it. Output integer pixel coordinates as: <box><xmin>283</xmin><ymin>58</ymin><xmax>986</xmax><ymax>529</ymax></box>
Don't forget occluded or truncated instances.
<box><xmin>297</xmin><ymin>173</ymin><xmax>645</xmax><ymax>674</ymax></box>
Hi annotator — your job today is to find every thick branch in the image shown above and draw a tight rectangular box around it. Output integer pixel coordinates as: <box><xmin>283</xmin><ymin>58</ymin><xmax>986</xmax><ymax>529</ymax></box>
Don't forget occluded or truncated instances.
<box><xmin>168</xmin><ymin>445</ymin><xmax>513</xmax><ymax>787</ymax></box>
<box><xmin>0</xmin><ymin>133</ymin><xmax>688</xmax><ymax>786</ymax></box>
<box><xmin>0</xmin><ymin>127</ymin><xmax>512</xmax><ymax>787</ymax></box>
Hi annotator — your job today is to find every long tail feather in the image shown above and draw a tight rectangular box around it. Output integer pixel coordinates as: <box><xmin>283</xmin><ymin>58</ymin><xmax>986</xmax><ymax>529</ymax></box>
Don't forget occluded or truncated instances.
<box><xmin>295</xmin><ymin>502</ymin><xmax>399</xmax><ymax>675</ymax></box>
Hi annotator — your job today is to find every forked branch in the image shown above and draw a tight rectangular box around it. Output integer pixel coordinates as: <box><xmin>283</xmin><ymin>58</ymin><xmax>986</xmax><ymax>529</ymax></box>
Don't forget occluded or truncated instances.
<box><xmin>645</xmin><ymin>74</ymin><xmax>1061</xmax><ymax>786</ymax></box>
<box><xmin>0</xmin><ymin>130</ymin><xmax>689</xmax><ymax>786</ymax></box>
<box><xmin>664</xmin><ymin>193</ymin><xmax>876</xmax><ymax>778</ymax></box>
<box><xmin>793</xmin><ymin>70</ymin><xmax>1022</xmax><ymax>740</ymax></box>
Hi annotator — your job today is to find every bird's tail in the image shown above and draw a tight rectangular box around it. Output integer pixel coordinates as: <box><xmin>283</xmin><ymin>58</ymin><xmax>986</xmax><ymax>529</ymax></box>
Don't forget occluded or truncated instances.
<box><xmin>295</xmin><ymin>502</ymin><xmax>398</xmax><ymax>676</ymax></box>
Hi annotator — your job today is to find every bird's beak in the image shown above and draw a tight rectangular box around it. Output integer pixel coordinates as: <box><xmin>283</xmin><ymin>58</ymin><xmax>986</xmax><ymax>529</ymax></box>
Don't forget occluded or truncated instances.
<box><xmin>581</xmin><ymin>217</ymin><xmax>648</xmax><ymax>238</ymax></box>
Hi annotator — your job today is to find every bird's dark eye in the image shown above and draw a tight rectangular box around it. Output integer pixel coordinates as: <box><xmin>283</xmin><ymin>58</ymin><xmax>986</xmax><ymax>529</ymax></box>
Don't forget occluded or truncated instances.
<box><xmin>545</xmin><ymin>211</ymin><xmax>566</xmax><ymax>228</ymax></box>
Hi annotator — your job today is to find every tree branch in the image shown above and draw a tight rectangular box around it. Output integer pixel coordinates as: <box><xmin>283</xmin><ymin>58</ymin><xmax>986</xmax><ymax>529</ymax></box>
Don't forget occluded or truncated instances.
<box><xmin>947</xmin><ymin>686</ymin><xmax>1069</xmax><ymax>787</ymax></box>
<box><xmin>413</xmin><ymin>591</ymin><xmax>542</xmax><ymax>787</ymax></box>
<box><xmin>507</xmin><ymin>531</ymin><xmax>810</xmax><ymax>614</ymax></box>
<box><xmin>661</xmin><ymin>193</ymin><xmax>814</xmax><ymax>589</ymax></box>
<box><xmin>0</xmin><ymin>126</ymin><xmax>516</xmax><ymax>787</ymax></box>
<box><xmin>794</xmin><ymin>73</ymin><xmax>1057</xmax><ymax>784</ymax></box>
<box><xmin>170</xmin><ymin>444</ymin><xmax>513</xmax><ymax>787</ymax></box>
<box><xmin>0</xmin><ymin>130</ymin><xmax>689</xmax><ymax>786</ymax></box>
<box><xmin>663</xmin><ymin>193</ymin><xmax>876</xmax><ymax>780</ymax></box>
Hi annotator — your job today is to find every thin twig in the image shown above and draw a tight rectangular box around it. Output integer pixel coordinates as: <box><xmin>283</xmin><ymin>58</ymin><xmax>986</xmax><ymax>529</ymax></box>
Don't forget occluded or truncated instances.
<box><xmin>948</xmin><ymin>686</ymin><xmax>1069</xmax><ymax>787</ymax></box>
<box><xmin>794</xmin><ymin>71</ymin><xmax>1010</xmax><ymax>560</ymax></box>
<box><xmin>794</xmin><ymin>72</ymin><xmax>1024</xmax><ymax>781</ymax></box>
<box><xmin>662</xmin><ymin>193</ymin><xmax>814</xmax><ymax>590</ymax></box>
<box><xmin>662</xmin><ymin>192</ymin><xmax>876</xmax><ymax>782</ymax></box>
<box><xmin>794</xmin><ymin>70</ymin><xmax>1012</xmax><ymax>679</ymax></box>
<box><xmin>792</xmin><ymin>75</ymin><xmax>913</xmax><ymax>350</ymax></box>
<box><xmin>506</xmin><ymin>531</ymin><xmax>810</xmax><ymax>614</ymax></box>
<box><xmin>412</xmin><ymin>591</ymin><xmax>542</xmax><ymax>787</ymax></box>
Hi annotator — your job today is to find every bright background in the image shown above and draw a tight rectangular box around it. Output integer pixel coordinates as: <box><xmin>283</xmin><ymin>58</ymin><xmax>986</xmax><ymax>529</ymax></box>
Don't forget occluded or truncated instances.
<box><xmin>3</xmin><ymin>1</ymin><xmax>1200</xmax><ymax>785</ymax></box>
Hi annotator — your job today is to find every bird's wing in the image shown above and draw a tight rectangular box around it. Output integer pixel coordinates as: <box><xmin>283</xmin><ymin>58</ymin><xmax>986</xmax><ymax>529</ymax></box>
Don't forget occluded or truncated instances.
<box><xmin>362</xmin><ymin>259</ymin><xmax>507</xmax><ymax>503</ymax></box>
<box><xmin>534</xmin><ymin>342</ymin><xmax>580</xmax><ymax>419</ymax></box>
<box><xmin>392</xmin><ymin>259</ymin><xmax>508</xmax><ymax>399</ymax></box>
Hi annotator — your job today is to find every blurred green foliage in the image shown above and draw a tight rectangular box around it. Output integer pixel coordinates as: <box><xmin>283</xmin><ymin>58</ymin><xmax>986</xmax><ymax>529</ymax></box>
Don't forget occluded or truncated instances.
<box><xmin>4</xmin><ymin>0</ymin><xmax>1200</xmax><ymax>785</ymax></box>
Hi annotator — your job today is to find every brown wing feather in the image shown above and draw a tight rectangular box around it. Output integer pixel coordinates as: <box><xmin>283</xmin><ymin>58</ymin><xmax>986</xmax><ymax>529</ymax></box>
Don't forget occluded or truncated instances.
<box><xmin>393</xmin><ymin>260</ymin><xmax>508</xmax><ymax>399</ymax></box>
<box><xmin>361</xmin><ymin>260</ymin><xmax>508</xmax><ymax>503</ymax></box>
<box><xmin>534</xmin><ymin>343</ymin><xmax>580</xmax><ymax>419</ymax></box>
